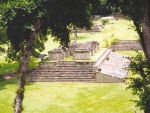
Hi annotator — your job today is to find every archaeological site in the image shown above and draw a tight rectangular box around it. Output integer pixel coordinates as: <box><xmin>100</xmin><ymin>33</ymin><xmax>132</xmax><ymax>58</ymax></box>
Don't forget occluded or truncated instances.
<box><xmin>27</xmin><ymin>40</ymin><xmax>137</xmax><ymax>83</ymax></box>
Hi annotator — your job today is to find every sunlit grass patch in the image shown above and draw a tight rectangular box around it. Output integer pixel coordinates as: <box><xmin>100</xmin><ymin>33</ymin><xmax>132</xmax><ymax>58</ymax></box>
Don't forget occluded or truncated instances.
<box><xmin>116</xmin><ymin>50</ymin><xmax>143</xmax><ymax>57</ymax></box>
<box><xmin>0</xmin><ymin>62</ymin><xmax>19</xmax><ymax>74</ymax></box>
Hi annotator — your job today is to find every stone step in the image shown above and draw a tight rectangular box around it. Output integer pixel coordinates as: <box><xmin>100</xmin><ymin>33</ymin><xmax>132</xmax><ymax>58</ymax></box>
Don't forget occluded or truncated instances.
<box><xmin>27</xmin><ymin>78</ymin><xmax>96</xmax><ymax>82</ymax></box>
<box><xmin>28</xmin><ymin>76</ymin><xmax>94</xmax><ymax>79</ymax></box>
<box><xmin>56</xmin><ymin>67</ymin><xmax>93</xmax><ymax>69</ymax></box>
<box><xmin>30</xmin><ymin>70</ymin><xmax>93</xmax><ymax>75</ymax></box>
<box><xmin>56</xmin><ymin>65</ymin><xmax>77</xmax><ymax>67</ymax></box>
<box><xmin>30</xmin><ymin>73</ymin><xmax>93</xmax><ymax>77</ymax></box>
<box><xmin>35</xmin><ymin>67</ymin><xmax>93</xmax><ymax>70</ymax></box>
<box><xmin>31</xmin><ymin>69</ymin><xmax>93</xmax><ymax>72</ymax></box>
<box><xmin>28</xmin><ymin>74</ymin><xmax>94</xmax><ymax>77</ymax></box>
<box><xmin>30</xmin><ymin>73</ymin><xmax>93</xmax><ymax>76</ymax></box>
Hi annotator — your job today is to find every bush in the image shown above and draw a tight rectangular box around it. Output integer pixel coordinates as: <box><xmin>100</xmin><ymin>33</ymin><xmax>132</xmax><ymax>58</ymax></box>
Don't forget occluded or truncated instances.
<box><xmin>101</xmin><ymin>19</ymin><xmax>109</xmax><ymax>25</ymax></box>
<box><xmin>27</xmin><ymin>56</ymin><xmax>38</xmax><ymax>69</ymax></box>
<box><xmin>111</xmin><ymin>38</ymin><xmax>119</xmax><ymax>45</ymax></box>
<box><xmin>103</xmin><ymin>33</ymin><xmax>119</xmax><ymax>47</ymax></box>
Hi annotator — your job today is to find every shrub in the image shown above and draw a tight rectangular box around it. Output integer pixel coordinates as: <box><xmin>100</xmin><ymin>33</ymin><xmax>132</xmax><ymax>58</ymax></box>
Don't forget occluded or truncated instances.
<box><xmin>111</xmin><ymin>38</ymin><xmax>119</xmax><ymax>45</ymax></box>
<box><xmin>103</xmin><ymin>33</ymin><xmax>119</xmax><ymax>47</ymax></box>
<box><xmin>101</xmin><ymin>19</ymin><xmax>109</xmax><ymax>25</ymax></box>
<box><xmin>27</xmin><ymin>56</ymin><xmax>38</xmax><ymax>69</ymax></box>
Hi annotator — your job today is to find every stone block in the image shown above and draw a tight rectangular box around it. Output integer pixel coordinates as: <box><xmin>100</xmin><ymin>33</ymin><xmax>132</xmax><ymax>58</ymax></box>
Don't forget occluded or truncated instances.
<box><xmin>48</xmin><ymin>48</ymin><xmax>65</xmax><ymax>60</ymax></box>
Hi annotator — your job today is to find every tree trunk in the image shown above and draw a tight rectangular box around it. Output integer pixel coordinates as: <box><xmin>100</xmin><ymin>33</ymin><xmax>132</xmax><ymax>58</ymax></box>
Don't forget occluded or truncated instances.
<box><xmin>141</xmin><ymin>0</ymin><xmax>150</xmax><ymax>66</ymax></box>
<box><xmin>74</xmin><ymin>27</ymin><xmax>77</xmax><ymax>43</ymax></box>
<box><xmin>141</xmin><ymin>2</ymin><xmax>150</xmax><ymax>113</ymax></box>
<box><xmin>14</xmin><ymin>20</ymin><xmax>41</xmax><ymax>113</ymax></box>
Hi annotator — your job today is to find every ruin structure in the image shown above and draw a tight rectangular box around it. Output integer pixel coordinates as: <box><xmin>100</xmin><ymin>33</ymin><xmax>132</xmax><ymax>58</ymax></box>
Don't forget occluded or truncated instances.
<box><xmin>48</xmin><ymin>41</ymin><xmax>100</xmax><ymax>60</ymax></box>
<box><xmin>28</xmin><ymin>41</ymin><xmax>131</xmax><ymax>83</ymax></box>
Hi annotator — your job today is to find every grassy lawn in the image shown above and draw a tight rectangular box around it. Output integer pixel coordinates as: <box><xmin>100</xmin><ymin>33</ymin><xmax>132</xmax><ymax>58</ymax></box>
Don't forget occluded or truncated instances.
<box><xmin>0</xmin><ymin>78</ymin><xmax>143</xmax><ymax>113</ymax></box>
<box><xmin>116</xmin><ymin>51</ymin><xmax>140</xmax><ymax>57</ymax></box>
<box><xmin>0</xmin><ymin>18</ymin><xmax>144</xmax><ymax>113</ymax></box>
<box><xmin>0</xmin><ymin>62</ymin><xmax>19</xmax><ymax>74</ymax></box>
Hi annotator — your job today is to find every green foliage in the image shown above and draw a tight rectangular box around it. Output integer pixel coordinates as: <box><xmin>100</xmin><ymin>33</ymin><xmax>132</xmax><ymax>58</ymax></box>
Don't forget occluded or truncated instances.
<box><xmin>101</xmin><ymin>19</ymin><xmax>109</xmax><ymax>25</ymax></box>
<box><xmin>0</xmin><ymin>62</ymin><xmax>19</xmax><ymax>75</ymax></box>
<box><xmin>0</xmin><ymin>0</ymin><xmax>47</xmax><ymax>64</ymax></box>
<box><xmin>111</xmin><ymin>38</ymin><xmax>119</xmax><ymax>45</ymax></box>
<box><xmin>103</xmin><ymin>33</ymin><xmax>119</xmax><ymax>47</ymax></box>
<box><xmin>0</xmin><ymin>0</ymin><xmax>93</xmax><ymax>63</ymax></box>
<box><xmin>64</xmin><ymin>56</ymin><xmax>73</xmax><ymax>60</ymax></box>
<box><xmin>27</xmin><ymin>56</ymin><xmax>38</xmax><ymax>69</ymax></box>
<box><xmin>0</xmin><ymin>27</ymin><xmax>7</xmax><ymax>56</ymax></box>
<box><xmin>127</xmin><ymin>52</ymin><xmax>150</xmax><ymax>112</ymax></box>
<box><xmin>94</xmin><ymin>0</ymin><xmax>114</xmax><ymax>15</ymax></box>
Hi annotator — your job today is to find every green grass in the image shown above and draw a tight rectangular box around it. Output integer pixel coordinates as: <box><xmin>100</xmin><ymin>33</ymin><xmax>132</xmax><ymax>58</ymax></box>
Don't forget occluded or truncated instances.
<box><xmin>0</xmin><ymin>78</ymin><xmax>17</xmax><ymax>112</ymax></box>
<box><xmin>0</xmin><ymin>62</ymin><xmax>19</xmax><ymax>74</ymax></box>
<box><xmin>116</xmin><ymin>50</ymin><xmax>143</xmax><ymax>57</ymax></box>
<box><xmin>0</xmin><ymin>78</ymin><xmax>143</xmax><ymax>113</ymax></box>
<box><xmin>64</xmin><ymin>56</ymin><xmax>74</xmax><ymax>60</ymax></box>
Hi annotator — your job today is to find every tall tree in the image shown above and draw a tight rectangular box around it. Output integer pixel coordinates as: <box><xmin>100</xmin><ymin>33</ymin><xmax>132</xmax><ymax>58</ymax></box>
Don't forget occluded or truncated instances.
<box><xmin>1</xmin><ymin>0</ymin><xmax>94</xmax><ymax>112</ymax></box>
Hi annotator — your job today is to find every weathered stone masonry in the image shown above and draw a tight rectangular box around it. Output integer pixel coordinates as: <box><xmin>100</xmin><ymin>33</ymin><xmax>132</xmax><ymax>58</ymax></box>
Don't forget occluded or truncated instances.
<box><xmin>28</xmin><ymin>61</ymin><xmax>95</xmax><ymax>82</ymax></box>
<box><xmin>27</xmin><ymin>41</ymin><xmax>131</xmax><ymax>83</ymax></box>
<box><xmin>48</xmin><ymin>41</ymin><xmax>100</xmax><ymax>60</ymax></box>
<box><xmin>111</xmin><ymin>40</ymin><xmax>142</xmax><ymax>50</ymax></box>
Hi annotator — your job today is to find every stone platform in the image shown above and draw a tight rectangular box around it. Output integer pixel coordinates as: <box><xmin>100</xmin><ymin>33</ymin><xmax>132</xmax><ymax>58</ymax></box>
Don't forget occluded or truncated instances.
<box><xmin>27</xmin><ymin>48</ymin><xmax>130</xmax><ymax>82</ymax></box>
<box><xmin>111</xmin><ymin>40</ymin><xmax>142</xmax><ymax>50</ymax></box>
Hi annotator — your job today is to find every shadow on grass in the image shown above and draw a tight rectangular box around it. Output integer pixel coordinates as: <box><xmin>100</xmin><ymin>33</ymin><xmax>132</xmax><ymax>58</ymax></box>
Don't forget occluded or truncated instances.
<box><xmin>0</xmin><ymin>77</ymin><xmax>17</xmax><ymax>91</ymax></box>
<box><xmin>0</xmin><ymin>63</ymin><xmax>19</xmax><ymax>75</ymax></box>
<box><xmin>0</xmin><ymin>77</ymin><xmax>35</xmax><ymax>91</ymax></box>
<box><xmin>0</xmin><ymin>62</ymin><xmax>36</xmax><ymax>91</ymax></box>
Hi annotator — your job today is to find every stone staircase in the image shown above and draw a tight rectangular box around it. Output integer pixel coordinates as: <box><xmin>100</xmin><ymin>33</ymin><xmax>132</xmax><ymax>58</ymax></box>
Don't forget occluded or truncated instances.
<box><xmin>27</xmin><ymin>48</ymin><xmax>129</xmax><ymax>83</ymax></box>
<box><xmin>27</xmin><ymin>61</ymin><xmax>96</xmax><ymax>82</ymax></box>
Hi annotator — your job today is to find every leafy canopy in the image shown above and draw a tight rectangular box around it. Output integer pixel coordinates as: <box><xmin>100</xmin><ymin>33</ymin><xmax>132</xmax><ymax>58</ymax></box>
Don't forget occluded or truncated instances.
<box><xmin>1</xmin><ymin>0</ymin><xmax>93</xmax><ymax>61</ymax></box>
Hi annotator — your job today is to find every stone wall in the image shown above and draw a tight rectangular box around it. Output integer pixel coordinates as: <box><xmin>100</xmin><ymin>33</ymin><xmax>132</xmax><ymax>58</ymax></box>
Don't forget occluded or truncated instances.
<box><xmin>96</xmin><ymin>73</ymin><xmax>125</xmax><ymax>83</ymax></box>
<box><xmin>111</xmin><ymin>40</ymin><xmax>142</xmax><ymax>50</ymax></box>
<box><xmin>40</xmin><ymin>61</ymin><xmax>57</xmax><ymax>69</ymax></box>
<box><xmin>91</xmin><ymin>41</ymin><xmax>100</xmax><ymax>53</ymax></box>
<box><xmin>68</xmin><ymin>43</ymin><xmax>78</xmax><ymax>56</ymax></box>
<box><xmin>73</xmin><ymin>49</ymin><xmax>91</xmax><ymax>60</ymax></box>
<box><xmin>39</xmin><ymin>60</ymin><xmax>94</xmax><ymax>68</ymax></box>
<box><xmin>72</xmin><ymin>41</ymin><xmax>100</xmax><ymax>60</ymax></box>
